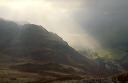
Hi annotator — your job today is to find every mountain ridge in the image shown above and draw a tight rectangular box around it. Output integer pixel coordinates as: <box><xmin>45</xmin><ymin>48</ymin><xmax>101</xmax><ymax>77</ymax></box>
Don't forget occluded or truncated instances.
<box><xmin>0</xmin><ymin>18</ymin><xmax>122</xmax><ymax>82</ymax></box>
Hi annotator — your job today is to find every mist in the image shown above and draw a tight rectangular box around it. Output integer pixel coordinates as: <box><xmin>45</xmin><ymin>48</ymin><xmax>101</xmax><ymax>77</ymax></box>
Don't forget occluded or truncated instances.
<box><xmin>0</xmin><ymin>0</ymin><xmax>128</xmax><ymax>49</ymax></box>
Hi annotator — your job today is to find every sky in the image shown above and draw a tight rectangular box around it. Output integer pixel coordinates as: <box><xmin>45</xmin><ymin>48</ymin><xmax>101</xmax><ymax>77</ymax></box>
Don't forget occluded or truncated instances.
<box><xmin>0</xmin><ymin>0</ymin><xmax>128</xmax><ymax>49</ymax></box>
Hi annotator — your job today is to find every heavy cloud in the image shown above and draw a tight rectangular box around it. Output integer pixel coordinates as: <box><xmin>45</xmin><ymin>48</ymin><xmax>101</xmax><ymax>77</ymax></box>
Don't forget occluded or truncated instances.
<box><xmin>0</xmin><ymin>0</ymin><xmax>128</xmax><ymax>49</ymax></box>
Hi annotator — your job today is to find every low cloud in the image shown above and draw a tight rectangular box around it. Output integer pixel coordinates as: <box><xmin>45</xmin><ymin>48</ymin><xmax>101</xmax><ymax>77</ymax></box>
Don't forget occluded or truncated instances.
<box><xmin>0</xmin><ymin>0</ymin><xmax>128</xmax><ymax>49</ymax></box>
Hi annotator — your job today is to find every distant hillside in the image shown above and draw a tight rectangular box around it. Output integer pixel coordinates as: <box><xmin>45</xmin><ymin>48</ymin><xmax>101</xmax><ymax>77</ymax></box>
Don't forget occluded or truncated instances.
<box><xmin>78</xmin><ymin>49</ymin><xmax>128</xmax><ymax>75</ymax></box>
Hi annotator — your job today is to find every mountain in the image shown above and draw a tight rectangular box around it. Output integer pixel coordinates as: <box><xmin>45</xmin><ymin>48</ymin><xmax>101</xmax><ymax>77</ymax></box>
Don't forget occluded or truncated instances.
<box><xmin>2</xmin><ymin>18</ymin><xmax>127</xmax><ymax>83</ymax></box>
<box><xmin>0</xmin><ymin>18</ymin><xmax>116</xmax><ymax>83</ymax></box>
<box><xmin>6</xmin><ymin>23</ymin><xmax>92</xmax><ymax>66</ymax></box>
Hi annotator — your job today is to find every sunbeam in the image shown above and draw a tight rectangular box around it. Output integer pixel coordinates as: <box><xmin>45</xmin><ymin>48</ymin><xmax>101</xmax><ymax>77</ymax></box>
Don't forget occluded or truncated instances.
<box><xmin>0</xmin><ymin>0</ymin><xmax>100</xmax><ymax>49</ymax></box>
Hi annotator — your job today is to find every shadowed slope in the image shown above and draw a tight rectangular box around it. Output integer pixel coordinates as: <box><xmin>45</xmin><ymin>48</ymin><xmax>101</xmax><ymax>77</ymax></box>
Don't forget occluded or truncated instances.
<box><xmin>0</xmin><ymin>19</ymin><xmax>117</xmax><ymax>80</ymax></box>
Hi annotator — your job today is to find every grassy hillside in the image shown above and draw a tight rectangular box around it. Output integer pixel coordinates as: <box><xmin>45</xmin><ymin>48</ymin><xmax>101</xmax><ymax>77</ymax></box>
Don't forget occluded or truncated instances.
<box><xmin>97</xmin><ymin>47</ymin><xmax>128</xmax><ymax>59</ymax></box>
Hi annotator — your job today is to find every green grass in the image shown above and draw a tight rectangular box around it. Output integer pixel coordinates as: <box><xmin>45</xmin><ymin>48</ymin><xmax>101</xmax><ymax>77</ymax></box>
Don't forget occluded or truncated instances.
<box><xmin>97</xmin><ymin>47</ymin><xmax>127</xmax><ymax>59</ymax></box>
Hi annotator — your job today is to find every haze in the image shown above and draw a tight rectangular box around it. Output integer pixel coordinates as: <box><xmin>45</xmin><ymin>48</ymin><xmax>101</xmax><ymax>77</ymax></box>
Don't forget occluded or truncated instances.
<box><xmin>0</xmin><ymin>0</ymin><xmax>128</xmax><ymax>49</ymax></box>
